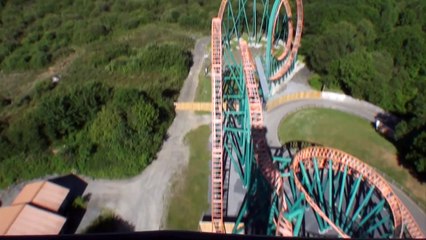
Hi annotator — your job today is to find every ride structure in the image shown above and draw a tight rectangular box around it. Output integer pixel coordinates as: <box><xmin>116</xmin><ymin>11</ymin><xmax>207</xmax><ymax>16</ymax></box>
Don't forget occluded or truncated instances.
<box><xmin>206</xmin><ymin>0</ymin><xmax>425</xmax><ymax>238</ymax></box>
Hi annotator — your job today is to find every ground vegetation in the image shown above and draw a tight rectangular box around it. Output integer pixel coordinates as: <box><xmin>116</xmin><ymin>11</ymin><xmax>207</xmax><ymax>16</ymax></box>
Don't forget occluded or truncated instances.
<box><xmin>0</xmin><ymin>0</ymin><xmax>218</xmax><ymax>187</ymax></box>
<box><xmin>302</xmin><ymin>0</ymin><xmax>426</xmax><ymax>176</ymax></box>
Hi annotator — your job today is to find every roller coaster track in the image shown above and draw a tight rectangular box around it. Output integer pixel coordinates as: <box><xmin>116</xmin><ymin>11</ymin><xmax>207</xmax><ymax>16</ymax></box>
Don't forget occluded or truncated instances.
<box><xmin>271</xmin><ymin>0</ymin><xmax>293</xmax><ymax>62</ymax></box>
<box><xmin>211</xmin><ymin>17</ymin><xmax>225</xmax><ymax>233</ymax></box>
<box><xmin>292</xmin><ymin>147</ymin><xmax>424</xmax><ymax>238</ymax></box>
<box><xmin>240</xmin><ymin>39</ymin><xmax>293</xmax><ymax>236</ymax></box>
<box><xmin>268</xmin><ymin>0</ymin><xmax>303</xmax><ymax>81</ymax></box>
<box><xmin>209</xmin><ymin>0</ymin><xmax>425</xmax><ymax>238</ymax></box>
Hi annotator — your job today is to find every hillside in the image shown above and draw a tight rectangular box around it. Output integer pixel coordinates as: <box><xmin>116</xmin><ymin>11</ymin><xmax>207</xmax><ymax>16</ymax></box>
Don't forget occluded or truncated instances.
<box><xmin>0</xmin><ymin>0</ymin><xmax>218</xmax><ymax>187</ymax></box>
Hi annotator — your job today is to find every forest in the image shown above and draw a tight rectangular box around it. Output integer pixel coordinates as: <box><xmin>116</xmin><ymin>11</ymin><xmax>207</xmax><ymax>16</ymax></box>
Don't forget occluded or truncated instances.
<box><xmin>0</xmin><ymin>0</ymin><xmax>218</xmax><ymax>187</ymax></box>
<box><xmin>301</xmin><ymin>0</ymin><xmax>426</xmax><ymax>177</ymax></box>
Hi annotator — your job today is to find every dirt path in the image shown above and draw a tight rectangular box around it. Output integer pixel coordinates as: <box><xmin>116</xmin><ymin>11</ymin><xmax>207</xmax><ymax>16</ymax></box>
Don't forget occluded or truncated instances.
<box><xmin>76</xmin><ymin>37</ymin><xmax>210</xmax><ymax>232</ymax></box>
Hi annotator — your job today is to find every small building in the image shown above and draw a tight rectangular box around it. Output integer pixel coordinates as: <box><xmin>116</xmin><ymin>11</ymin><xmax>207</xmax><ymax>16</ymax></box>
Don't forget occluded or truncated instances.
<box><xmin>0</xmin><ymin>204</ymin><xmax>66</xmax><ymax>235</ymax></box>
<box><xmin>12</xmin><ymin>181</ymin><xmax>70</xmax><ymax>212</ymax></box>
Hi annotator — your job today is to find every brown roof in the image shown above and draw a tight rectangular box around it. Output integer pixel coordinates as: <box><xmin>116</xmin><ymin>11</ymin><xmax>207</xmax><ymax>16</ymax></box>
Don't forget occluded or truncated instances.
<box><xmin>12</xmin><ymin>181</ymin><xmax>70</xmax><ymax>212</ymax></box>
<box><xmin>0</xmin><ymin>204</ymin><xmax>66</xmax><ymax>235</ymax></box>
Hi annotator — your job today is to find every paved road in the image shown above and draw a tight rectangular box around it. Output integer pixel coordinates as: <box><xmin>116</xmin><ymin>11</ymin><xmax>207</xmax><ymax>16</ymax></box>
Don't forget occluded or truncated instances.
<box><xmin>264</xmin><ymin>87</ymin><xmax>426</xmax><ymax>235</ymax></box>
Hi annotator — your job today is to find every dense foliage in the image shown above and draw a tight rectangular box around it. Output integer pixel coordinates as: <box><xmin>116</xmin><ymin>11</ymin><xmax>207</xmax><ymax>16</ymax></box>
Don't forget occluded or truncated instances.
<box><xmin>0</xmin><ymin>82</ymin><xmax>171</xmax><ymax>186</ymax></box>
<box><xmin>0</xmin><ymin>0</ymin><xmax>217</xmax><ymax>72</ymax></box>
<box><xmin>0</xmin><ymin>0</ymin><xmax>215</xmax><ymax>187</ymax></box>
<box><xmin>302</xmin><ymin>0</ymin><xmax>426</xmax><ymax>176</ymax></box>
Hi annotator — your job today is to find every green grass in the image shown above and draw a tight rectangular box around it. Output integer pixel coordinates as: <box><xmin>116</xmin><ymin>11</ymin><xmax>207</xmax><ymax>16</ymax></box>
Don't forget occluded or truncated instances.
<box><xmin>278</xmin><ymin>108</ymin><xmax>426</xmax><ymax>211</ymax></box>
<box><xmin>194</xmin><ymin>63</ymin><xmax>211</xmax><ymax>115</ymax></box>
<box><xmin>166</xmin><ymin>125</ymin><xmax>210</xmax><ymax>230</ymax></box>
<box><xmin>308</xmin><ymin>73</ymin><xmax>322</xmax><ymax>91</ymax></box>
<box><xmin>297</xmin><ymin>54</ymin><xmax>305</xmax><ymax>63</ymax></box>
<box><xmin>195</xmin><ymin>71</ymin><xmax>211</xmax><ymax>102</ymax></box>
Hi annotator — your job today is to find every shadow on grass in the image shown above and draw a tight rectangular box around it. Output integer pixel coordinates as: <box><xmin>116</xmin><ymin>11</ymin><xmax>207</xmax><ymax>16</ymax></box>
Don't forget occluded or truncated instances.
<box><xmin>374</xmin><ymin>112</ymin><xmax>426</xmax><ymax>183</ymax></box>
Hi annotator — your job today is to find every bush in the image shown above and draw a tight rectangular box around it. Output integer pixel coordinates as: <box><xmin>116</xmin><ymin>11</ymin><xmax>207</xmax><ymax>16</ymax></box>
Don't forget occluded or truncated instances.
<box><xmin>38</xmin><ymin>82</ymin><xmax>111</xmax><ymax>140</ymax></box>
<box><xmin>34</xmin><ymin>80</ymin><xmax>55</xmax><ymax>98</ymax></box>
<box><xmin>6</xmin><ymin>111</ymin><xmax>48</xmax><ymax>154</ymax></box>
<box><xmin>308</xmin><ymin>74</ymin><xmax>322</xmax><ymax>91</ymax></box>
<box><xmin>82</xmin><ymin>88</ymin><xmax>164</xmax><ymax>177</ymax></box>
<box><xmin>30</xmin><ymin>50</ymin><xmax>51</xmax><ymax>68</ymax></box>
<box><xmin>106</xmin><ymin>43</ymin><xmax>192</xmax><ymax>78</ymax></box>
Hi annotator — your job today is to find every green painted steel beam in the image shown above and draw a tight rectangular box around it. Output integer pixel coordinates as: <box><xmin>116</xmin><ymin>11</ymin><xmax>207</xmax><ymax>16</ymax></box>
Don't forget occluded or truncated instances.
<box><xmin>367</xmin><ymin>216</ymin><xmax>390</xmax><ymax>234</ymax></box>
<box><xmin>337</xmin><ymin>164</ymin><xmax>348</xmax><ymax>225</ymax></box>
<box><xmin>359</xmin><ymin>200</ymin><xmax>385</xmax><ymax>227</ymax></box>
<box><xmin>272</xmin><ymin>156</ymin><xmax>291</xmax><ymax>163</ymax></box>
<box><xmin>299</xmin><ymin>161</ymin><xmax>313</xmax><ymax>193</ymax></box>
<box><xmin>232</xmin><ymin>184</ymin><xmax>250</xmax><ymax>234</ymax></box>
<box><xmin>328</xmin><ymin>160</ymin><xmax>333</xmax><ymax>222</ymax></box>
<box><xmin>313</xmin><ymin>158</ymin><xmax>329</xmax><ymax>231</ymax></box>
<box><xmin>224</xmin><ymin>144</ymin><xmax>245</xmax><ymax>182</ymax></box>
<box><xmin>345</xmin><ymin>174</ymin><xmax>362</xmax><ymax>218</ymax></box>
<box><xmin>344</xmin><ymin>185</ymin><xmax>375</xmax><ymax>233</ymax></box>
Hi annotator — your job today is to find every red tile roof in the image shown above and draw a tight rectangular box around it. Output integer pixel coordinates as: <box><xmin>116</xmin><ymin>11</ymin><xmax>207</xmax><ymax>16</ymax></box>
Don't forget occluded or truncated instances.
<box><xmin>12</xmin><ymin>181</ymin><xmax>69</xmax><ymax>212</ymax></box>
<box><xmin>0</xmin><ymin>204</ymin><xmax>66</xmax><ymax>235</ymax></box>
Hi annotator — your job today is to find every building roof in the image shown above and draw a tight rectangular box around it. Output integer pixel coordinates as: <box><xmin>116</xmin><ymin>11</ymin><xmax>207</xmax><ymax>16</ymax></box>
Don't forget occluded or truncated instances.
<box><xmin>12</xmin><ymin>181</ymin><xmax>70</xmax><ymax>212</ymax></box>
<box><xmin>0</xmin><ymin>204</ymin><xmax>66</xmax><ymax>235</ymax></box>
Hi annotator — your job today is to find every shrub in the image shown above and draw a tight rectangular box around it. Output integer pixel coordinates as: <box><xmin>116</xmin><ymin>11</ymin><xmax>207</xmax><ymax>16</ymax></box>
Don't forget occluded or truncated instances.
<box><xmin>308</xmin><ymin>74</ymin><xmax>322</xmax><ymax>91</ymax></box>
<box><xmin>38</xmin><ymin>82</ymin><xmax>111</xmax><ymax>140</ymax></box>
<box><xmin>30</xmin><ymin>50</ymin><xmax>51</xmax><ymax>68</ymax></box>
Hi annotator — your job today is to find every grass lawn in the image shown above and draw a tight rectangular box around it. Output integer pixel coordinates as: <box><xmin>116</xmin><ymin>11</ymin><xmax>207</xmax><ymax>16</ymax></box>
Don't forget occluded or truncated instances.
<box><xmin>194</xmin><ymin>66</ymin><xmax>211</xmax><ymax>115</ymax></box>
<box><xmin>278</xmin><ymin>108</ymin><xmax>426</xmax><ymax>211</ymax></box>
<box><xmin>166</xmin><ymin>125</ymin><xmax>210</xmax><ymax>230</ymax></box>
<box><xmin>195</xmin><ymin>71</ymin><xmax>211</xmax><ymax>103</ymax></box>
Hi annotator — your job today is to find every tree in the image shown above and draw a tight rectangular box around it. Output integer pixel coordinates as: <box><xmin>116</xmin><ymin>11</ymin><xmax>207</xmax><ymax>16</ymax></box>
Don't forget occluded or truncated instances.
<box><xmin>406</xmin><ymin>132</ymin><xmax>426</xmax><ymax>174</ymax></box>
<box><xmin>305</xmin><ymin>21</ymin><xmax>359</xmax><ymax>75</ymax></box>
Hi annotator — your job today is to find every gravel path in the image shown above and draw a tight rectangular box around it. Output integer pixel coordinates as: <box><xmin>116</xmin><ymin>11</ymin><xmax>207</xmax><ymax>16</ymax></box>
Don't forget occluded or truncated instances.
<box><xmin>76</xmin><ymin>37</ymin><xmax>210</xmax><ymax>232</ymax></box>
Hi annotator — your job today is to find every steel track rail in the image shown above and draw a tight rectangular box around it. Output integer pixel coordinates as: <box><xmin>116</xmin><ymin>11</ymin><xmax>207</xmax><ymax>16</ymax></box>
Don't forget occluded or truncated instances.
<box><xmin>211</xmin><ymin>17</ymin><xmax>225</xmax><ymax>233</ymax></box>
<box><xmin>240</xmin><ymin>39</ymin><xmax>293</xmax><ymax>236</ymax></box>
<box><xmin>269</xmin><ymin>0</ymin><xmax>303</xmax><ymax>81</ymax></box>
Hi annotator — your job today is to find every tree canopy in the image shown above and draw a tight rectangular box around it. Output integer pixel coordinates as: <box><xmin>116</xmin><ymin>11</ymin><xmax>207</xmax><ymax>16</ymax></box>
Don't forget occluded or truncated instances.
<box><xmin>302</xmin><ymin>0</ymin><xmax>426</xmax><ymax>176</ymax></box>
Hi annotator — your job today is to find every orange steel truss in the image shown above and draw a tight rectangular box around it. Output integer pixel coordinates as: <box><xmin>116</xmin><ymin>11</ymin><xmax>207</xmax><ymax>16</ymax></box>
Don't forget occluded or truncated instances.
<box><xmin>240</xmin><ymin>39</ymin><xmax>293</xmax><ymax>236</ymax></box>
<box><xmin>218</xmin><ymin>0</ymin><xmax>227</xmax><ymax>19</ymax></box>
<box><xmin>271</xmin><ymin>0</ymin><xmax>293</xmax><ymax>61</ymax></box>
<box><xmin>270</xmin><ymin>0</ymin><xmax>303</xmax><ymax>81</ymax></box>
<box><xmin>399</xmin><ymin>201</ymin><xmax>424</xmax><ymax>238</ymax></box>
<box><xmin>211</xmin><ymin>17</ymin><xmax>225</xmax><ymax>233</ymax></box>
<box><xmin>292</xmin><ymin>146</ymin><xmax>425</xmax><ymax>238</ymax></box>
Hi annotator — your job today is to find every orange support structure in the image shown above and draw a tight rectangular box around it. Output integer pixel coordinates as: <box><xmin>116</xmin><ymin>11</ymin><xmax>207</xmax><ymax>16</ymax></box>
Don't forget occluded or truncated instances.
<box><xmin>211</xmin><ymin>17</ymin><xmax>225</xmax><ymax>233</ymax></box>
<box><xmin>292</xmin><ymin>147</ymin><xmax>425</xmax><ymax>238</ymax></box>
<box><xmin>270</xmin><ymin>0</ymin><xmax>304</xmax><ymax>81</ymax></box>
<box><xmin>218</xmin><ymin>0</ymin><xmax>228</xmax><ymax>19</ymax></box>
<box><xmin>399</xmin><ymin>201</ymin><xmax>425</xmax><ymax>238</ymax></box>
<box><xmin>270</xmin><ymin>0</ymin><xmax>293</xmax><ymax>61</ymax></box>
